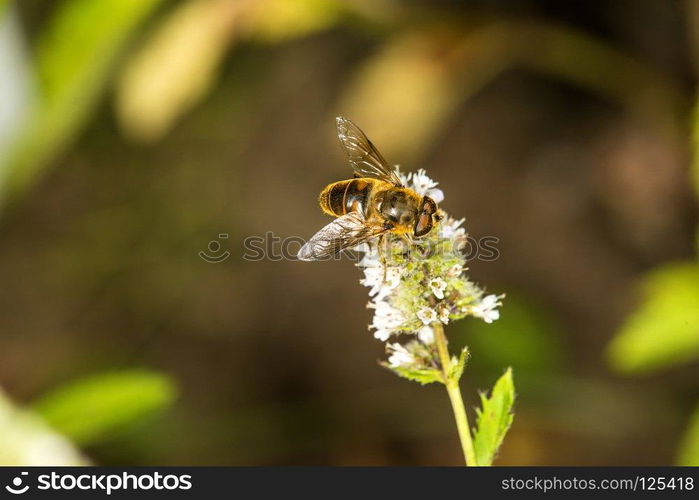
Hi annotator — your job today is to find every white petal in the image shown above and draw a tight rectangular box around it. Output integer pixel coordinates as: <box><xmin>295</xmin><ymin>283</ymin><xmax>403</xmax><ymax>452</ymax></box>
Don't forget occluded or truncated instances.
<box><xmin>417</xmin><ymin>307</ymin><xmax>437</xmax><ymax>325</ymax></box>
<box><xmin>387</xmin><ymin>343</ymin><xmax>415</xmax><ymax>367</ymax></box>
<box><xmin>471</xmin><ymin>294</ymin><xmax>503</xmax><ymax>323</ymax></box>
<box><xmin>374</xmin><ymin>329</ymin><xmax>391</xmax><ymax>341</ymax></box>
<box><xmin>417</xmin><ymin>326</ymin><xmax>434</xmax><ymax>344</ymax></box>
<box><xmin>429</xmin><ymin>278</ymin><xmax>447</xmax><ymax>299</ymax></box>
<box><xmin>427</xmin><ymin>188</ymin><xmax>444</xmax><ymax>204</ymax></box>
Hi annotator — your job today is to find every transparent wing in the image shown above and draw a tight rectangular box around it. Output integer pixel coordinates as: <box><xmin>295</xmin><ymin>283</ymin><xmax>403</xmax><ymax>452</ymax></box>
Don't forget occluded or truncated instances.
<box><xmin>298</xmin><ymin>212</ymin><xmax>387</xmax><ymax>261</ymax></box>
<box><xmin>336</xmin><ymin>116</ymin><xmax>403</xmax><ymax>187</ymax></box>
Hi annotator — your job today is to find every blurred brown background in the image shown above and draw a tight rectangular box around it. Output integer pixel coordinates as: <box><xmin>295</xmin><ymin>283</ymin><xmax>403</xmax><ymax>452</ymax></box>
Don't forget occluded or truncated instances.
<box><xmin>0</xmin><ymin>0</ymin><xmax>697</xmax><ymax>465</ymax></box>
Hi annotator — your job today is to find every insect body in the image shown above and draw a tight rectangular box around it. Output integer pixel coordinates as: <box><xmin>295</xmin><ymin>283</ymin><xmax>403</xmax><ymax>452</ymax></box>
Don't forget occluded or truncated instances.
<box><xmin>298</xmin><ymin>117</ymin><xmax>440</xmax><ymax>261</ymax></box>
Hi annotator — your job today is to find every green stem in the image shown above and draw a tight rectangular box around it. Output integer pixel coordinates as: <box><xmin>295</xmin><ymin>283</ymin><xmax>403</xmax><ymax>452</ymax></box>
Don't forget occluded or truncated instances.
<box><xmin>433</xmin><ymin>322</ymin><xmax>477</xmax><ymax>466</ymax></box>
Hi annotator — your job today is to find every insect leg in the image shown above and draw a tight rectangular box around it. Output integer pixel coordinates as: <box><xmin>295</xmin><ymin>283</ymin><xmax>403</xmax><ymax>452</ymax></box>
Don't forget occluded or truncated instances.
<box><xmin>400</xmin><ymin>233</ymin><xmax>413</xmax><ymax>256</ymax></box>
<box><xmin>377</xmin><ymin>234</ymin><xmax>388</xmax><ymax>283</ymax></box>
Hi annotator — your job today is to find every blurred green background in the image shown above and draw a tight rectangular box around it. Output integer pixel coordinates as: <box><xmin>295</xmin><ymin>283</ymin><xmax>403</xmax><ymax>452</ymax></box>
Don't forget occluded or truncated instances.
<box><xmin>0</xmin><ymin>0</ymin><xmax>698</xmax><ymax>466</ymax></box>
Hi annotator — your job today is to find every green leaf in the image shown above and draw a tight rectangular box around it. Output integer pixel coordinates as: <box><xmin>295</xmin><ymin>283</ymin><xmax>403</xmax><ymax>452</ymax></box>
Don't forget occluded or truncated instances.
<box><xmin>249</xmin><ymin>0</ymin><xmax>344</xmax><ymax>43</ymax></box>
<box><xmin>384</xmin><ymin>364</ymin><xmax>442</xmax><ymax>385</ymax></box>
<box><xmin>677</xmin><ymin>403</ymin><xmax>699</xmax><ymax>466</ymax></box>
<box><xmin>115</xmin><ymin>0</ymin><xmax>239</xmax><ymax>142</ymax></box>
<box><xmin>338</xmin><ymin>32</ymin><xmax>462</xmax><ymax>164</ymax></box>
<box><xmin>33</xmin><ymin>370</ymin><xmax>176</xmax><ymax>446</ymax></box>
<box><xmin>0</xmin><ymin>2</ymin><xmax>34</xmax><ymax>176</ymax></box>
<box><xmin>2</xmin><ymin>0</ymin><xmax>165</xmax><ymax>197</ymax></box>
<box><xmin>607</xmin><ymin>262</ymin><xmax>699</xmax><ymax>374</ymax></box>
<box><xmin>472</xmin><ymin>368</ymin><xmax>515</xmax><ymax>466</ymax></box>
<box><xmin>448</xmin><ymin>346</ymin><xmax>470</xmax><ymax>383</ymax></box>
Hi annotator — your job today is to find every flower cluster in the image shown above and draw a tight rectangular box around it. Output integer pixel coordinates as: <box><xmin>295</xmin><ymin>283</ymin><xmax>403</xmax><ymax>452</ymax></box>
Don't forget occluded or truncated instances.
<box><xmin>355</xmin><ymin>169</ymin><xmax>503</xmax><ymax>374</ymax></box>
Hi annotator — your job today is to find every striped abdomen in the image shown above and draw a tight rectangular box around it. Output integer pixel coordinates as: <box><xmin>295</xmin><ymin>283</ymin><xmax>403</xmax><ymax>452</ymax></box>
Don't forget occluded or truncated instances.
<box><xmin>319</xmin><ymin>178</ymin><xmax>375</xmax><ymax>217</ymax></box>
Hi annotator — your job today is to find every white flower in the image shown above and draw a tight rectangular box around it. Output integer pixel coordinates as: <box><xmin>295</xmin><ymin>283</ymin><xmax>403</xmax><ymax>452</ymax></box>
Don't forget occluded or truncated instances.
<box><xmin>360</xmin><ymin>266</ymin><xmax>382</xmax><ymax>295</ymax></box>
<box><xmin>361</xmin><ymin>266</ymin><xmax>401</xmax><ymax>299</ymax></box>
<box><xmin>417</xmin><ymin>326</ymin><xmax>434</xmax><ymax>344</ymax></box>
<box><xmin>355</xmin><ymin>167</ymin><xmax>503</xmax><ymax>363</ymax></box>
<box><xmin>428</xmin><ymin>277</ymin><xmax>448</xmax><ymax>299</ymax></box>
<box><xmin>374</xmin><ymin>330</ymin><xmax>391</xmax><ymax>342</ymax></box>
<box><xmin>447</xmin><ymin>264</ymin><xmax>463</xmax><ymax>278</ymax></box>
<box><xmin>407</xmin><ymin>169</ymin><xmax>444</xmax><ymax>203</ymax></box>
<box><xmin>439</xmin><ymin>217</ymin><xmax>466</xmax><ymax>239</ymax></box>
<box><xmin>371</xmin><ymin>301</ymin><xmax>405</xmax><ymax>340</ymax></box>
<box><xmin>437</xmin><ymin>304</ymin><xmax>450</xmax><ymax>324</ymax></box>
<box><xmin>471</xmin><ymin>294</ymin><xmax>502</xmax><ymax>323</ymax></box>
<box><xmin>387</xmin><ymin>343</ymin><xmax>415</xmax><ymax>368</ymax></box>
<box><xmin>417</xmin><ymin>307</ymin><xmax>438</xmax><ymax>325</ymax></box>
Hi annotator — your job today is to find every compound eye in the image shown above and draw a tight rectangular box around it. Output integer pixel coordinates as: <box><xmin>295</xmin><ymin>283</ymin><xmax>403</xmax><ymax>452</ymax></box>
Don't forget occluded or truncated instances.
<box><xmin>414</xmin><ymin>212</ymin><xmax>432</xmax><ymax>237</ymax></box>
<box><xmin>422</xmin><ymin>197</ymin><xmax>437</xmax><ymax>215</ymax></box>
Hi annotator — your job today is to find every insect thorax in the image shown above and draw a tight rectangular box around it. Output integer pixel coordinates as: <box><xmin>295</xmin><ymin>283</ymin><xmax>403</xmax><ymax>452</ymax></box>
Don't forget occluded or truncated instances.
<box><xmin>375</xmin><ymin>187</ymin><xmax>420</xmax><ymax>229</ymax></box>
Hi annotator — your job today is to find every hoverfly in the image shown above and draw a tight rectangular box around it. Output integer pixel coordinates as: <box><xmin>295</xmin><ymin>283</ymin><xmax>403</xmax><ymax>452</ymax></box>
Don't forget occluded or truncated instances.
<box><xmin>297</xmin><ymin>117</ymin><xmax>441</xmax><ymax>261</ymax></box>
